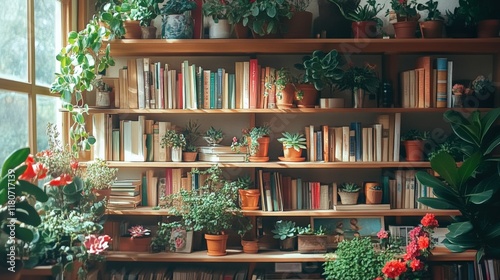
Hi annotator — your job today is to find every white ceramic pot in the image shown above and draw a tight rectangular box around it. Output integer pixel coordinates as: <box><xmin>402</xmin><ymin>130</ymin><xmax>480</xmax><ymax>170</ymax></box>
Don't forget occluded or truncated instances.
<box><xmin>171</xmin><ymin>147</ymin><xmax>183</xmax><ymax>162</ymax></box>
<box><xmin>209</xmin><ymin>19</ymin><xmax>231</xmax><ymax>39</ymax></box>
<box><xmin>96</xmin><ymin>91</ymin><xmax>110</xmax><ymax>107</ymax></box>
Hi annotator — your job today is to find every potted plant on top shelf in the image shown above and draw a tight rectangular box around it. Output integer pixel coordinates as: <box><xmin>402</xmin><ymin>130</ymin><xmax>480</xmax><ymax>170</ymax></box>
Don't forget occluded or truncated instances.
<box><xmin>135</xmin><ymin>0</ymin><xmax>163</xmax><ymax>38</ymax></box>
<box><xmin>294</xmin><ymin>50</ymin><xmax>345</xmax><ymax>108</ymax></box>
<box><xmin>328</xmin><ymin>0</ymin><xmax>384</xmax><ymax>38</ymax></box>
<box><xmin>444</xmin><ymin>0</ymin><xmax>478</xmax><ymax>38</ymax></box>
<box><xmin>226</xmin><ymin>0</ymin><xmax>253</xmax><ymax>38</ymax></box>
<box><xmin>277</xmin><ymin>132</ymin><xmax>307</xmax><ymax>161</ymax></box>
<box><xmin>401</xmin><ymin>129</ymin><xmax>430</xmax><ymax>162</ymax></box>
<box><xmin>268</xmin><ymin>67</ymin><xmax>297</xmax><ymax>109</ymax></box>
<box><xmin>160</xmin><ymin>0</ymin><xmax>197</xmax><ymax>39</ymax></box>
<box><xmin>203</xmin><ymin>0</ymin><xmax>231</xmax><ymax>38</ymax></box>
<box><xmin>338</xmin><ymin>63</ymin><xmax>380</xmax><ymax>108</ymax></box>
<box><xmin>282</xmin><ymin>0</ymin><xmax>313</xmax><ymax>38</ymax></box>
<box><xmin>244</xmin><ymin>0</ymin><xmax>292</xmax><ymax>37</ymax></box>
<box><xmin>416</xmin><ymin>0</ymin><xmax>444</xmax><ymax>38</ymax></box>
<box><xmin>387</xmin><ymin>0</ymin><xmax>420</xmax><ymax>38</ymax></box>
<box><xmin>474</xmin><ymin>0</ymin><xmax>500</xmax><ymax>37</ymax></box>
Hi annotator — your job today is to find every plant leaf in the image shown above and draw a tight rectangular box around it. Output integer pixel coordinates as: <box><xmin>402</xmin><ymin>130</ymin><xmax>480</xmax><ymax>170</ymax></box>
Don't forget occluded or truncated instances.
<box><xmin>430</xmin><ymin>152</ymin><xmax>458</xmax><ymax>189</ymax></box>
<box><xmin>467</xmin><ymin>189</ymin><xmax>494</xmax><ymax>204</ymax></box>
<box><xmin>417</xmin><ymin>197</ymin><xmax>457</xmax><ymax>209</ymax></box>
<box><xmin>447</xmin><ymin>221</ymin><xmax>473</xmax><ymax>238</ymax></box>
<box><xmin>457</xmin><ymin>152</ymin><xmax>481</xmax><ymax>189</ymax></box>
<box><xmin>484</xmin><ymin>222</ymin><xmax>500</xmax><ymax>240</ymax></box>
<box><xmin>1</xmin><ymin>147</ymin><xmax>30</xmax><ymax>177</ymax></box>
<box><xmin>16</xmin><ymin>180</ymin><xmax>48</xmax><ymax>202</ymax></box>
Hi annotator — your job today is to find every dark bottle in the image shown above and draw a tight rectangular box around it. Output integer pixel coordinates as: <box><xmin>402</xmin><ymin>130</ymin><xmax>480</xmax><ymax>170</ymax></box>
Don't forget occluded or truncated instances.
<box><xmin>380</xmin><ymin>82</ymin><xmax>393</xmax><ymax>108</ymax></box>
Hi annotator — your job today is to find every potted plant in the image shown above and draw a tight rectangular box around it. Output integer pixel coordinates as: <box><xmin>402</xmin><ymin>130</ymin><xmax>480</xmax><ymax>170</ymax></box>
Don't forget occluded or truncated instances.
<box><xmin>269</xmin><ymin>67</ymin><xmax>296</xmax><ymax>109</ymax></box>
<box><xmin>160</xmin><ymin>0</ymin><xmax>197</xmax><ymax>39</ymax></box>
<box><xmin>401</xmin><ymin>129</ymin><xmax>430</xmax><ymax>162</ymax></box>
<box><xmin>181</xmin><ymin>120</ymin><xmax>201</xmax><ymax>162</ymax></box>
<box><xmin>474</xmin><ymin>0</ymin><xmax>500</xmax><ymax>37</ymax></box>
<box><xmin>151</xmin><ymin>220</ymin><xmax>194</xmax><ymax>253</ymax></box>
<box><xmin>101</xmin><ymin>0</ymin><xmax>144</xmax><ymax>39</ymax></box>
<box><xmin>338</xmin><ymin>182</ymin><xmax>361</xmax><ymax>205</ymax></box>
<box><xmin>84</xmin><ymin>158</ymin><xmax>118</xmax><ymax>201</ymax></box>
<box><xmin>469</xmin><ymin>75</ymin><xmax>496</xmax><ymax>108</ymax></box>
<box><xmin>226</xmin><ymin>0</ymin><xmax>253</xmax><ymax>38</ymax></box>
<box><xmin>296</xmin><ymin>224</ymin><xmax>327</xmax><ymax>253</ymax></box>
<box><xmin>387</xmin><ymin>0</ymin><xmax>420</xmax><ymax>38</ymax></box>
<box><xmin>204</xmin><ymin>126</ymin><xmax>224</xmax><ymax>146</ymax></box>
<box><xmin>282</xmin><ymin>0</ymin><xmax>313</xmax><ymax>38</ymax></box>
<box><xmin>236</xmin><ymin>175</ymin><xmax>260</xmax><ymax>210</ymax></box>
<box><xmin>167</xmin><ymin>165</ymin><xmax>252</xmax><ymax>256</ymax></box>
<box><xmin>203</xmin><ymin>0</ymin><xmax>231</xmax><ymax>38</ymax></box>
<box><xmin>323</xmin><ymin>237</ymin><xmax>392</xmax><ymax>280</ymax></box>
<box><xmin>161</xmin><ymin>129</ymin><xmax>187</xmax><ymax>162</ymax></box>
<box><xmin>444</xmin><ymin>0</ymin><xmax>477</xmax><ymax>38</ymax></box>
<box><xmin>416</xmin><ymin>109</ymin><xmax>500</xmax><ymax>262</ymax></box>
<box><xmin>272</xmin><ymin>220</ymin><xmax>297</xmax><ymax>251</ymax></box>
<box><xmin>244</xmin><ymin>0</ymin><xmax>292</xmax><ymax>37</ymax></box>
<box><xmin>329</xmin><ymin>0</ymin><xmax>384</xmax><ymax>38</ymax></box>
<box><xmin>294</xmin><ymin>50</ymin><xmax>345</xmax><ymax>108</ymax></box>
<box><xmin>135</xmin><ymin>0</ymin><xmax>163</xmax><ymax>38</ymax></box>
<box><xmin>338</xmin><ymin>63</ymin><xmax>380</xmax><ymax>108</ymax></box>
<box><xmin>365</xmin><ymin>183</ymin><xmax>383</xmax><ymax>204</ymax></box>
<box><xmin>416</xmin><ymin>0</ymin><xmax>444</xmax><ymax>38</ymax></box>
<box><xmin>119</xmin><ymin>225</ymin><xmax>152</xmax><ymax>252</ymax></box>
<box><xmin>277</xmin><ymin>132</ymin><xmax>307</xmax><ymax>161</ymax></box>
<box><xmin>245</xmin><ymin>125</ymin><xmax>271</xmax><ymax>162</ymax></box>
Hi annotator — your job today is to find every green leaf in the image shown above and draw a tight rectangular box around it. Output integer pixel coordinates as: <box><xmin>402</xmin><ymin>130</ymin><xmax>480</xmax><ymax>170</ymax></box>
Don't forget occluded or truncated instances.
<box><xmin>87</xmin><ymin>136</ymin><xmax>96</xmax><ymax>145</ymax></box>
<box><xmin>484</xmin><ymin>222</ymin><xmax>500</xmax><ymax>240</ymax></box>
<box><xmin>447</xmin><ymin>221</ymin><xmax>473</xmax><ymax>238</ymax></box>
<box><xmin>467</xmin><ymin>189</ymin><xmax>493</xmax><ymax>204</ymax></box>
<box><xmin>16</xmin><ymin>180</ymin><xmax>48</xmax><ymax>202</ymax></box>
<box><xmin>457</xmin><ymin>152</ymin><xmax>481</xmax><ymax>188</ymax></box>
<box><xmin>476</xmin><ymin>247</ymin><xmax>485</xmax><ymax>263</ymax></box>
<box><xmin>415</xmin><ymin>171</ymin><xmax>458</xmax><ymax>202</ymax></box>
<box><xmin>1</xmin><ymin>147</ymin><xmax>30</xmax><ymax>177</ymax></box>
<box><xmin>417</xmin><ymin>197</ymin><xmax>457</xmax><ymax>209</ymax></box>
<box><xmin>484</xmin><ymin>134</ymin><xmax>500</xmax><ymax>155</ymax></box>
<box><xmin>480</xmin><ymin>108</ymin><xmax>500</xmax><ymax>142</ymax></box>
<box><xmin>430</xmin><ymin>152</ymin><xmax>458</xmax><ymax>188</ymax></box>
<box><xmin>15</xmin><ymin>226</ymin><xmax>35</xmax><ymax>242</ymax></box>
<box><xmin>471</xmin><ymin>175</ymin><xmax>498</xmax><ymax>203</ymax></box>
<box><xmin>442</xmin><ymin>239</ymin><xmax>467</xmax><ymax>252</ymax></box>
<box><xmin>15</xmin><ymin>200</ymin><xmax>41</xmax><ymax>226</ymax></box>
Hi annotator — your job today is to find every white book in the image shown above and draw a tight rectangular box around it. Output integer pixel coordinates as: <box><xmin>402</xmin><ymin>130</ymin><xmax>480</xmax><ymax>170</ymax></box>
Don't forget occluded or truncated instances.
<box><xmin>182</xmin><ymin>60</ymin><xmax>190</xmax><ymax>109</ymax></box>
<box><xmin>334</xmin><ymin>127</ymin><xmax>343</xmax><ymax>162</ymax></box>
<box><xmin>362</xmin><ymin>127</ymin><xmax>368</xmax><ymax>162</ymax></box>
<box><xmin>367</xmin><ymin>127</ymin><xmax>373</xmax><ymax>162</ymax></box>
<box><xmin>319</xmin><ymin>184</ymin><xmax>330</xmax><ymax>210</ymax></box>
<box><xmin>309</xmin><ymin>124</ymin><xmax>315</xmax><ymax>162</ymax></box>
<box><xmin>189</xmin><ymin>63</ymin><xmax>197</xmax><ymax>109</ymax></box>
<box><xmin>446</xmin><ymin>60</ymin><xmax>453</xmax><ymax>108</ymax></box>
<box><xmin>136</xmin><ymin>58</ymin><xmax>145</xmax><ymax>109</ymax></box>
<box><xmin>163</xmin><ymin>64</ymin><xmax>169</xmax><ymax>109</ymax></box>
<box><xmin>373</xmin><ymin>124</ymin><xmax>382</xmax><ymax>162</ymax></box>
<box><xmin>342</xmin><ymin>126</ymin><xmax>350</xmax><ymax>162</ymax></box>
<box><xmin>393</xmin><ymin>113</ymin><xmax>401</xmax><ymax>162</ymax></box>
<box><xmin>92</xmin><ymin>113</ymin><xmax>106</xmax><ymax>160</ymax></box>
<box><xmin>242</xmin><ymin>61</ymin><xmax>250</xmax><ymax>109</ymax></box>
<box><xmin>112</xmin><ymin>129</ymin><xmax>120</xmax><ymax>161</ymax></box>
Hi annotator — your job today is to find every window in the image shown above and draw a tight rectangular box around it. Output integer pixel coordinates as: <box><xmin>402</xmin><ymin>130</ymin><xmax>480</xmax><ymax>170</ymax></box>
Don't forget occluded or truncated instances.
<box><xmin>0</xmin><ymin>0</ymin><xmax>63</xmax><ymax>167</ymax></box>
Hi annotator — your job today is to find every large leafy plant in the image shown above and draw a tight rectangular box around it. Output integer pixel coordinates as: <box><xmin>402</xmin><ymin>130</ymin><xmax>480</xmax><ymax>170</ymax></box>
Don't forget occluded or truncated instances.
<box><xmin>294</xmin><ymin>50</ymin><xmax>345</xmax><ymax>95</ymax></box>
<box><xmin>338</xmin><ymin>63</ymin><xmax>380</xmax><ymax>95</ymax></box>
<box><xmin>329</xmin><ymin>0</ymin><xmax>384</xmax><ymax>23</ymax></box>
<box><xmin>245</xmin><ymin>0</ymin><xmax>292</xmax><ymax>36</ymax></box>
<box><xmin>416</xmin><ymin>108</ymin><xmax>500</xmax><ymax>262</ymax></box>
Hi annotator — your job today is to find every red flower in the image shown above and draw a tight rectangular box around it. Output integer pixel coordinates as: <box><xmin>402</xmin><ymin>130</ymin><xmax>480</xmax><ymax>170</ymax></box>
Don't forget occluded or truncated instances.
<box><xmin>49</xmin><ymin>173</ymin><xmax>73</xmax><ymax>186</ymax></box>
<box><xmin>84</xmin><ymin>234</ymin><xmax>111</xmax><ymax>255</ymax></box>
<box><xmin>404</xmin><ymin>240</ymin><xmax>419</xmax><ymax>260</ymax></box>
<box><xmin>19</xmin><ymin>154</ymin><xmax>47</xmax><ymax>181</ymax></box>
<box><xmin>70</xmin><ymin>159</ymin><xmax>79</xmax><ymax>171</ymax></box>
<box><xmin>421</xmin><ymin>213</ymin><xmax>439</xmax><ymax>228</ymax></box>
<box><xmin>418</xmin><ymin>236</ymin><xmax>430</xmax><ymax>250</ymax></box>
<box><xmin>377</xmin><ymin>229</ymin><xmax>389</xmax><ymax>239</ymax></box>
<box><xmin>409</xmin><ymin>258</ymin><xmax>424</xmax><ymax>271</ymax></box>
<box><xmin>382</xmin><ymin>260</ymin><xmax>407</xmax><ymax>279</ymax></box>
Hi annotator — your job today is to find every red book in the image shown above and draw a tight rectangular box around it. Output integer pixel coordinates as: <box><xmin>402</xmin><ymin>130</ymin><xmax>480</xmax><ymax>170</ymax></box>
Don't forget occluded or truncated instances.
<box><xmin>192</xmin><ymin>0</ymin><xmax>204</xmax><ymax>39</ymax></box>
<box><xmin>249</xmin><ymin>58</ymin><xmax>259</xmax><ymax>109</ymax></box>
<box><xmin>177</xmin><ymin>73</ymin><xmax>183</xmax><ymax>109</ymax></box>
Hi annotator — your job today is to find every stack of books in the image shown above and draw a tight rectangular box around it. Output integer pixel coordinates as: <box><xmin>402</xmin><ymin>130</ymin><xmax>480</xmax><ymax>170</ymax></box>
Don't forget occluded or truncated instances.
<box><xmin>197</xmin><ymin>146</ymin><xmax>247</xmax><ymax>162</ymax></box>
<box><xmin>108</xmin><ymin>179</ymin><xmax>142</xmax><ymax>209</ymax></box>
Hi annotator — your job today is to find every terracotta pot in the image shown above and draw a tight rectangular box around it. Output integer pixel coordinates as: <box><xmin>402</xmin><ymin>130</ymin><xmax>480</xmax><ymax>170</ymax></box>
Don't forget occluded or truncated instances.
<box><xmin>403</xmin><ymin>140</ymin><xmax>424</xmax><ymax>161</ymax></box>
<box><xmin>205</xmin><ymin>233</ymin><xmax>229</xmax><ymax>256</ymax></box>
<box><xmin>182</xmin><ymin>151</ymin><xmax>197</xmax><ymax>162</ymax></box>
<box><xmin>239</xmin><ymin>189</ymin><xmax>261</xmax><ymax>210</ymax></box>
<box><xmin>366</xmin><ymin>189</ymin><xmax>383</xmax><ymax>204</ymax></box>
<box><xmin>123</xmin><ymin>20</ymin><xmax>142</xmax><ymax>39</ymax></box>
<box><xmin>419</xmin><ymin>20</ymin><xmax>443</xmax><ymax>38</ymax></box>
<box><xmin>233</xmin><ymin>23</ymin><xmax>250</xmax><ymax>38</ymax></box>
<box><xmin>477</xmin><ymin>19</ymin><xmax>500</xmax><ymax>38</ymax></box>
<box><xmin>93</xmin><ymin>188</ymin><xmax>111</xmax><ymax>202</ymax></box>
<box><xmin>351</xmin><ymin>21</ymin><xmax>378</xmax><ymax>38</ymax></box>
<box><xmin>393</xmin><ymin>21</ymin><xmax>418</xmax><ymax>38</ymax></box>
<box><xmin>141</xmin><ymin>25</ymin><xmax>157</xmax><ymax>39</ymax></box>
<box><xmin>279</xmin><ymin>237</ymin><xmax>296</xmax><ymax>251</ymax></box>
<box><xmin>118</xmin><ymin>236</ymin><xmax>151</xmax><ymax>252</ymax></box>
<box><xmin>295</xmin><ymin>84</ymin><xmax>318</xmax><ymax>108</ymax></box>
<box><xmin>363</xmin><ymin>181</ymin><xmax>379</xmax><ymax>197</ymax></box>
<box><xmin>338</xmin><ymin>191</ymin><xmax>359</xmax><ymax>205</ymax></box>
<box><xmin>241</xmin><ymin>239</ymin><xmax>259</xmax><ymax>254</ymax></box>
<box><xmin>248</xmin><ymin>136</ymin><xmax>270</xmax><ymax>162</ymax></box>
<box><xmin>276</xmin><ymin>83</ymin><xmax>296</xmax><ymax>109</ymax></box>
<box><xmin>282</xmin><ymin>11</ymin><xmax>313</xmax><ymax>38</ymax></box>
<box><xmin>283</xmin><ymin>146</ymin><xmax>302</xmax><ymax>159</ymax></box>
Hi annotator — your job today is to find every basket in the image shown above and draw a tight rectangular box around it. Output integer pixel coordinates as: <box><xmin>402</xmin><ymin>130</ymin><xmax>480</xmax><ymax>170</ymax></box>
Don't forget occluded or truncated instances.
<box><xmin>338</xmin><ymin>191</ymin><xmax>359</xmax><ymax>205</ymax></box>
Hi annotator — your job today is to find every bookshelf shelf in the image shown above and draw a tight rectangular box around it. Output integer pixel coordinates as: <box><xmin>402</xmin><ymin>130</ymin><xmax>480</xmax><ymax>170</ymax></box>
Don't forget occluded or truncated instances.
<box><xmin>105</xmin><ymin>161</ymin><xmax>432</xmax><ymax>169</ymax></box>
<box><xmin>108</xmin><ymin>38</ymin><xmax>500</xmax><ymax>56</ymax></box>
<box><xmin>106</xmin><ymin>207</ymin><xmax>460</xmax><ymax>217</ymax></box>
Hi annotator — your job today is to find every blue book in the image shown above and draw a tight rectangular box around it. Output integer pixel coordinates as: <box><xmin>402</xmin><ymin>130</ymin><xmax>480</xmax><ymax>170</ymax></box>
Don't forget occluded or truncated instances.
<box><xmin>228</xmin><ymin>74</ymin><xmax>235</xmax><ymax>109</ymax></box>
<box><xmin>296</xmin><ymin>178</ymin><xmax>302</xmax><ymax>210</ymax></box>
<box><xmin>210</xmin><ymin>72</ymin><xmax>216</xmax><ymax>109</ymax></box>
<box><xmin>216</xmin><ymin>68</ymin><xmax>224</xmax><ymax>109</ymax></box>
<box><xmin>141</xmin><ymin>175</ymin><xmax>148</xmax><ymax>206</ymax></box>
<box><xmin>196</xmin><ymin>66</ymin><xmax>203</xmax><ymax>109</ymax></box>
<box><xmin>354</xmin><ymin>122</ymin><xmax>362</xmax><ymax>161</ymax></box>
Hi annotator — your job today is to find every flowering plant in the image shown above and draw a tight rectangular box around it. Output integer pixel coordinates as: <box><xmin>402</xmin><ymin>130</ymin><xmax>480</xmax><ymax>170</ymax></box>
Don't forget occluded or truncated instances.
<box><xmin>471</xmin><ymin>75</ymin><xmax>495</xmax><ymax>95</ymax></box>
<box><xmin>452</xmin><ymin>84</ymin><xmax>465</xmax><ymax>95</ymax></box>
<box><xmin>128</xmin><ymin>225</ymin><xmax>151</xmax><ymax>239</ymax></box>
<box><xmin>380</xmin><ymin>213</ymin><xmax>439</xmax><ymax>279</ymax></box>
<box><xmin>387</xmin><ymin>0</ymin><xmax>419</xmax><ymax>22</ymax></box>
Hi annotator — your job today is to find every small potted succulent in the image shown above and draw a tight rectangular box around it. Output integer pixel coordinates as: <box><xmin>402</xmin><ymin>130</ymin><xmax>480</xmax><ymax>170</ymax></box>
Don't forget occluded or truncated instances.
<box><xmin>202</xmin><ymin>0</ymin><xmax>231</xmax><ymax>38</ymax></box>
<box><xmin>161</xmin><ymin>129</ymin><xmax>187</xmax><ymax>162</ymax></box>
<box><xmin>338</xmin><ymin>182</ymin><xmax>361</xmax><ymax>205</ymax></box>
<box><xmin>204</xmin><ymin>126</ymin><xmax>224</xmax><ymax>146</ymax></box>
<box><xmin>272</xmin><ymin>220</ymin><xmax>298</xmax><ymax>251</ymax></box>
<box><xmin>266</xmin><ymin>67</ymin><xmax>297</xmax><ymax>109</ymax></box>
<box><xmin>236</xmin><ymin>175</ymin><xmax>260</xmax><ymax>210</ymax></box>
<box><xmin>329</xmin><ymin>0</ymin><xmax>384</xmax><ymax>38</ymax></box>
<box><xmin>338</xmin><ymin>63</ymin><xmax>380</xmax><ymax>108</ymax></box>
<box><xmin>160</xmin><ymin>0</ymin><xmax>197</xmax><ymax>39</ymax></box>
<box><xmin>119</xmin><ymin>225</ymin><xmax>152</xmax><ymax>252</ymax></box>
<box><xmin>401</xmin><ymin>129</ymin><xmax>430</xmax><ymax>162</ymax></box>
<box><xmin>416</xmin><ymin>0</ymin><xmax>444</xmax><ymax>38</ymax></box>
<box><xmin>296</xmin><ymin>224</ymin><xmax>327</xmax><ymax>253</ymax></box>
<box><xmin>277</xmin><ymin>132</ymin><xmax>307</xmax><ymax>161</ymax></box>
<box><xmin>294</xmin><ymin>50</ymin><xmax>345</xmax><ymax>108</ymax></box>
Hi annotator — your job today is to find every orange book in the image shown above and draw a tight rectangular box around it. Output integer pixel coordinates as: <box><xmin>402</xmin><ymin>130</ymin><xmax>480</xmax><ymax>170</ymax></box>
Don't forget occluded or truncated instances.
<box><xmin>415</xmin><ymin>56</ymin><xmax>433</xmax><ymax>108</ymax></box>
<box><xmin>322</xmin><ymin>125</ymin><xmax>329</xmax><ymax>162</ymax></box>
<box><xmin>416</xmin><ymin>68</ymin><xmax>425</xmax><ymax>108</ymax></box>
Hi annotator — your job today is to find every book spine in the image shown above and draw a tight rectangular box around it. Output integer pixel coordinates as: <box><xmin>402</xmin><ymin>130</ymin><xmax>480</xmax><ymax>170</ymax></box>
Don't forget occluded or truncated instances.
<box><xmin>436</xmin><ymin>57</ymin><xmax>448</xmax><ymax>108</ymax></box>
<box><xmin>249</xmin><ymin>58</ymin><xmax>258</xmax><ymax>109</ymax></box>
<box><xmin>203</xmin><ymin>70</ymin><xmax>211</xmax><ymax>109</ymax></box>
<box><xmin>349</xmin><ymin>123</ymin><xmax>356</xmax><ymax>162</ymax></box>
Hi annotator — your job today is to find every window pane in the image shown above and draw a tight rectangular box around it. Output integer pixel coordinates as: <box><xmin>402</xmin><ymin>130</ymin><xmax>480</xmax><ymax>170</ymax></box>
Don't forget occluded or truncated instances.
<box><xmin>0</xmin><ymin>0</ymin><xmax>28</xmax><ymax>82</ymax></box>
<box><xmin>36</xmin><ymin>95</ymin><xmax>62</xmax><ymax>152</ymax></box>
<box><xmin>0</xmin><ymin>90</ymin><xmax>29</xmax><ymax>167</ymax></box>
<box><xmin>35</xmin><ymin>0</ymin><xmax>62</xmax><ymax>87</ymax></box>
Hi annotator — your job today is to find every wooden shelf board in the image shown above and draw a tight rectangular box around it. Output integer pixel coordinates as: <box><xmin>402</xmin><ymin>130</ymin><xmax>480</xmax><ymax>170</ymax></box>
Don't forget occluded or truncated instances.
<box><xmin>106</xmin><ymin>207</ymin><xmax>460</xmax><ymax>217</ymax></box>
<box><xmin>105</xmin><ymin>161</ymin><xmax>431</xmax><ymax>169</ymax></box>
<box><xmin>108</xmin><ymin>38</ymin><xmax>500</xmax><ymax>56</ymax></box>
<box><xmin>428</xmin><ymin>247</ymin><xmax>476</xmax><ymax>262</ymax></box>
<box><xmin>88</xmin><ymin>107</ymin><xmax>492</xmax><ymax>114</ymax></box>
<box><xmin>106</xmin><ymin>250</ymin><xmax>325</xmax><ymax>263</ymax></box>
<box><xmin>21</xmin><ymin>265</ymin><xmax>53</xmax><ymax>276</ymax></box>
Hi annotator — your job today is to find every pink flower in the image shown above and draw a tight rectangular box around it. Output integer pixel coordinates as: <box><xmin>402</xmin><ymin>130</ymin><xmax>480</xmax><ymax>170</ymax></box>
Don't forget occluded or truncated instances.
<box><xmin>404</xmin><ymin>240</ymin><xmax>419</xmax><ymax>260</ymax></box>
<box><xmin>452</xmin><ymin>84</ymin><xmax>465</xmax><ymax>94</ymax></box>
<box><xmin>377</xmin><ymin>229</ymin><xmax>389</xmax><ymax>239</ymax></box>
<box><xmin>84</xmin><ymin>234</ymin><xmax>111</xmax><ymax>255</ymax></box>
<box><xmin>175</xmin><ymin>237</ymin><xmax>185</xmax><ymax>249</ymax></box>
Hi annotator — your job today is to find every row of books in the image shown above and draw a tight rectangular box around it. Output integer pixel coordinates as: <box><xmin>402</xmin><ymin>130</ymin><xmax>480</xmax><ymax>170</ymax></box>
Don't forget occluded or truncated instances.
<box><xmin>108</xmin><ymin>179</ymin><xmax>142</xmax><ymax>209</ymax></box>
<box><xmin>477</xmin><ymin>259</ymin><xmax>500</xmax><ymax>280</ymax></box>
<box><xmin>114</xmin><ymin>57</ymin><xmax>289</xmax><ymax>110</ymax></box>
<box><xmin>304</xmin><ymin>113</ymin><xmax>401</xmax><ymax>162</ymax></box>
<box><xmin>432</xmin><ymin>262</ymin><xmax>477</xmax><ymax>280</ymax></box>
<box><xmin>388</xmin><ymin>169</ymin><xmax>436</xmax><ymax>210</ymax></box>
<box><xmin>400</xmin><ymin>56</ymin><xmax>454</xmax><ymax>108</ymax></box>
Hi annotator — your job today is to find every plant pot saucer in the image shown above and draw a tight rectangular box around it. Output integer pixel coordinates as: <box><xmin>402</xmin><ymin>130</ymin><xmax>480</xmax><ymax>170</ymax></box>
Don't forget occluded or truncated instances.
<box><xmin>241</xmin><ymin>206</ymin><xmax>260</xmax><ymax>210</ymax></box>
<box><xmin>249</xmin><ymin>156</ymin><xmax>269</xmax><ymax>162</ymax></box>
<box><xmin>278</xmin><ymin>156</ymin><xmax>305</xmax><ymax>162</ymax></box>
